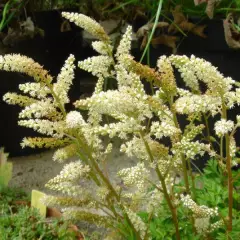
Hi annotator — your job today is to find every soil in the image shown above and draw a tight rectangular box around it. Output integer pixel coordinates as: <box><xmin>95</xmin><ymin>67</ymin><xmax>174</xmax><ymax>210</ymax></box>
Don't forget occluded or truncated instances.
<box><xmin>8</xmin><ymin>139</ymin><xmax>137</xmax><ymax>193</ymax></box>
<box><xmin>9</xmin><ymin>150</ymin><xmax>65</xmax><ymax>192</ymax></box>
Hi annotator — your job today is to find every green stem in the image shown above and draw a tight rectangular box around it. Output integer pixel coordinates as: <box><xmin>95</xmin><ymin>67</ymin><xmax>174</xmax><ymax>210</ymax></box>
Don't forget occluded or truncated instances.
<box><xmin>47</xmin><ymin>84</ymin><xmax>67</xmax><ymax>117</ymax></box>
<box><xmin>0</xmin><ymin>0</ymin><xmax>26</xmax><ymax>31</ymax></box>
<box><xmin>139</xmin><ymin>131</ymin><xmax>181</xmax><ymax>240</ymax></box>
<box><xmin>169</xmin><ymin>96</ymin><xmax>190</xmax><ymax>194</ymax></box>
<box><xmin>161</xmin><ymin>12</ymin><xmax>187</xmax><ymax>37</ymax></box>
<box><xmin>203</xmin><ymin>114</ymin><xmax>214</xmax><ymax>150</ymax></box>
<box><xmin>222</xmin><ymin>102</ymin><xmax>233</xmax><ymax>233</ymax></box>
<box><xmin>0</xmin><ymin>1</ymin><xmax>10</xmax><ymax>31</ymax></box>
<box><xmin>82</xmin><ymin>161</ymin><xmax>140</xmax><ymax>238</ymax></box>
<box><xmin>147</xmin><ymin>46</ymin><xmax>154</xmax><ymax>95</ymax></box>
<box><xmin>225</xmin><ymin>133</ymin><xmax>233</xmax><ymax>232</ymax></box>
<box><xmin>187</xmin><ymin>158</ymin><xmax>196</xmax><ymax>200</ymax></box>
<box><xmin>220</xmin><ymin>136</ymin><xmax>223</xmax><ymax>165</ymax></box>
<box><xmin>77</xmin><ymin>151</ymin><xmax>101</xmax><ymax>186</ymax></box>
<box><xmin>90</xmin><ymin>156</ymin><xmax>141</xmax><ymax>239</ymax></box>
<box><xmin>140</xmin><ymin>0</ymin><xmax>163</xmax><ymax>63</ymax></box>
<box><xmin>76</xmin><ymin>137</ymin><xmax>142</xmax><ymax>239</ymax></box>
<box><xmin>143</xmin><ymin>210</ymin><xmax>154</xmax><ymax>240</ymax></box>
<box><xmin>107</xmin><ymin>200</ymin><xmax>120</xmax><ymax>219</ymax></box>
<box><xmin>216</xmin><ymin>8</ymin><xmax>240</xmax><ymax>12</ymax></box>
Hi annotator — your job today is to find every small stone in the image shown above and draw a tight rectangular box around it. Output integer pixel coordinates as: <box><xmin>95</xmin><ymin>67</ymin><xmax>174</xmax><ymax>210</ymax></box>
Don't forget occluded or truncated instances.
<box><xmin>28</xmin><ymin>167</ymin><xmax>34</xmax><ymax>172</ymax></box>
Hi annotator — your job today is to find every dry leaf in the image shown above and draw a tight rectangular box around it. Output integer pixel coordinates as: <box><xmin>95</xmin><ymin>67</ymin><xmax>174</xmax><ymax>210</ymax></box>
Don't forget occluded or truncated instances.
<box><xmin>136</xmin><ymin>21</ymin><xmax>169</xmax><ymax>38</ymax></box>
<box><xmin>169</xmin><ymin>5</ymin><xmax>186</xmax><ymax>26</ymax></box>
<box><xmin>223</xmin><ymin>13</ymin><xmax>240</xmax><ymax>49</ymax></box>
<box><xmin>180</xmin><ymin>22</ymin><xmax>207</xmax><ymax>38</ymax></box>
<box><xmin>140</xmin><ymin>34</ymin><xmax>148</xmax><ymax>50</ymax></box>
<box><xmin>169</xmin><ymin>5</ymin><xmax>207</xmax><ymax>38</ymax></box>
<box><xmin>151</xmin><ymin>35</ymin><xmax>179</xmax><ymax>53</ymax></box>
<box><xmin>194</xmin><ymin>0</ymin><xmax>222</xmax><ymax>19</ymax></box>
<box><xmin>136</xmin><ymin>21</ymin><xmax>170</xmax><ymax>50</ymax></box>
<box><xmin>205</xmin><ymin>0</ymin><xmax>221</xmax><ymax>19</ymax></box>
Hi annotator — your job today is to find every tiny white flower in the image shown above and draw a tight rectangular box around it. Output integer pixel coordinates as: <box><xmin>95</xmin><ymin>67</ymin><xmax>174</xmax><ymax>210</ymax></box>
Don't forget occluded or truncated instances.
<box><xmin>214</xmin><ymin>119</ymin><xmax>234</xmax><ymax>137</ymax></box>
<box><xmin>66</xmin><ymin>111</ymin><xmax>85</xmax><ymax>128</ymax></box>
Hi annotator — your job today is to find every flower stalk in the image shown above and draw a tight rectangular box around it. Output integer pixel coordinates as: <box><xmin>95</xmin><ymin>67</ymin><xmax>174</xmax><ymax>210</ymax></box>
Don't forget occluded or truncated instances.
<box><xmin>139</xmin><ymin>131</ymin><xmax>181</xmax><ymax>240</ymax></box>
<box><xmin>221</xmin><ymin>101</ymin><xmax>233</xmax><ymax>233</ymax></box>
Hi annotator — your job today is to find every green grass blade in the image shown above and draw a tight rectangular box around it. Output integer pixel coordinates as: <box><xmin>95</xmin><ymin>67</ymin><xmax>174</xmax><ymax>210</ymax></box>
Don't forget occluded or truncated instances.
<box><xmin>140</xmin><ymin>0</ymin><xmax>163</xmax><ymax>63</ymax></box>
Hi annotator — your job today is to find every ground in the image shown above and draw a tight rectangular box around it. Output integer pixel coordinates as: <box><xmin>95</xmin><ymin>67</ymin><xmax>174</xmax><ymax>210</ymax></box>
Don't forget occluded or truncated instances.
<box><xmin>8</xmin><ymin>140</ymin><xmax>137</xmax><ymax>193</ymax></box>
<box><xmin>9</xmin><ymin>150</ymin><xmax>65</xmax><ymax>193</ymax></box>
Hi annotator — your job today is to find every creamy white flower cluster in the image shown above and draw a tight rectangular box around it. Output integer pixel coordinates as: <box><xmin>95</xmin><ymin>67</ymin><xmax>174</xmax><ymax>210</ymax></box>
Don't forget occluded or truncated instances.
<box><xmin>157</xmin><ymin>55</ymin><xmax>177</xmax><ymax>94</ymax></box>
<box><xmin>118</xmin><ymin>163</ymin><xmax>150</xmax><ymax>192</ymax></box>
<box><xmin>76</xmin><ymin>87</ymin><xmax>152</xmax><ymax>121</ymax></box>
<box><xmin>46</xmin><ymin>161</ymin><xmax>91</xmax><ymax>197</ymax></box>
<box><xmin>46</xmin><ymin>181</ymin><xmax>86</xmax><ymax>197</ymax></box>
<box><xmin>93</xmin><ymin>76</ymin><xmax>105</xmax><ymax>94</ymax></box>
<box><xmin>92</xmin><ymin>41</ymin><xmax>112</xmax><ymax>55</ymax></box>
<box><xmin>20</xmin><ymin>137</ymin><xmax>69</xmax><ymax>149</ymax></box>
<box><xmin>192</xmin><ymin>211</ymin><xmax>223</xmax><ymax>235</ymax></box>
<box><xmin>214</xmin><ymin>119</ymin><xmax>234</xmax><ymax>137</ymax></box>
<box><xmin>49</xmin><ymin>160</ymin><xmax>90</xmax><ymax>182</ymax></box>
<box><xmin>0</xmin><ymin>54</ymin><xmax>53</xmax><ymax>83</ymax></box>
<box><xmin>169</xmin><ymin>54</ymin><xmax>235</xmax><ymax>95</ymax></box>
<box><xmin>120</xmin><ymin>136</ymin><xmax>150</xmax><ymax>161</ymax></box>
<box><xmin>53</xmin><ymin>54</ymin><xmax>75</xmax><ymax>104</ymax></box>
<box><xmin>224</xmin><ymin>91</ymin><xmax>238</xmax><ymax>109</ymax></box>
<box><xmin>175</xmin><ymin>94</ymin><xmax>221</xmax><ymax>116</ymax></box>
<box><xmin>2</xmin><ymin>54</ymin><xmax>78</xmax><ymax>143</ymax></box>
<box><xmin>53</xmin><ymin>144</ymin><xmax>78</xmax><ymax>162</ymax></box>
<box><xmin>3</xmin><ymin>92</ymin><xmax>37</xmax><ymax>107</ymax></box>
<box><xmin>181</xmin><ymin>195</ymin><xmax>223</xmax><ymax>235</ymax></box>
<box><xmin>115</xmin><ymin>25</ymin><xmax>132</xmax><ymax>61</ymax></box>
<box><xmin>19</xmin><ymin>99</ymin><xmax>59</xmax><ymax>120</ymax></box>
<box><xmin>65</xmin><ymin>112</ymin><xmax>104</xmax><ymax>153</ymax></box>
<box><xmin>125</xmin><ymin>208</ymin><xmax>148</xmax><ymax>239</ymax></box>
<box><xmin>62</xmin><ymin>12</ymin><xmax>109</xmax><ymax>42</ymax></box>
<box><xmin>150</xmin><ymin>121</ymin><xmax>180</xmax><ymax>139</ymax></box>
<box><xmin>66</xmin><ymin>111</ymin><xmax>86</xmax><ymax>129</ymax></box>
<box><xmin>120</xmin><ymin>135</ymin><xmax>171</xmax><ymax>176</ymax></box>
<box><xmin>173</xmin><ymin>137</ymin><xmax>209</xmax><ymax>159</ymax></box>
<box><xmin>115</xmin><ymin>64</ymin><xmax>145</xmax><ymax>94</ymax></box>
<box><xmin>194</xmin><ymin>217</ymin><xmax>210</xmax><ymax>234</ymax></box>
<box><xmin>229</xmin><ymin>137</ymin><xmax>237</xmax><ymax>158</ymax></box>
<box><xmin>93</xmin><ymin>119</ymin><xmax>145</xmax><ymax>139</ymax></box>
<box><xmin>145</xmin><ymin>188</ymin><xmax>163</xmax><ymax>213</ymax></box>
<box><xmin>184</xmin><ymin>124</ymin><xmax>204</xmax><ymax>140</ymax></box>
<box><xmin>96</xmin><ymin>187</ymin><xmax>109</xmax><ymax>201</ymax></box>
<box><xmin>208</xmin><ymin>220</ymin><xmax>224</xmax><ymax>233</ymax></box>
<box><xmin>78</xmin><ymin>56</ymin><xmax>113</xmax><ymax>78</ymax></box>
<box><xmin>19</xmin><ymin>82</ymin><xmax>49</xmax><ymax>99</ymax></box>
<box><xmin>18</xmin><ymin>119</ymin><xmax>65</xmax><ymax>138</ymax></box>
<box><xmin>169</xmin><ymin>55</ymin><xmax>199</xmax><ymax>91</ymax></box>
<box><xmin>181</xmin><ymin>195</ymin><xmax>218</xmax><ymax>218</ymax></box>
<box><xmin>156</xmin><ymin>157</ymin><xmax>172</xmax><ymax>176</ymax></box>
